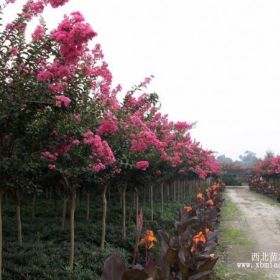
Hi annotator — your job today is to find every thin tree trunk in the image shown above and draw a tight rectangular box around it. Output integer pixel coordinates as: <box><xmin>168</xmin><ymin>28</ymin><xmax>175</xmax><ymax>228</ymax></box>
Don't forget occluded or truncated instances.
<box><xmin>119</xmin><ymin>188</ymin><xmax>123</xmax><ymax>209</ymax></box>
<box><xmin>133</xmin><ymin>190</ymin><xmax>136</xmax><ymax>209</ymax></box>
<box><xmin>15</xmin><ymin>190</ymin><xmax>22</xmax><ymax>246</ymax></box>
<box><xmin>61</xmin><ymin>198</ymin><xmax>68</xmax><ymax>229</ymax></box>
<box><xmin>101</xmin><ymin>183</ymin><xmax>108</xmax><ymax>250</ymax></box>
<box><xmin>135</xmin><ymin>188</ymin><xmax>139</xmax><ymax>223</ymax></box>
<box><xmin>32</xmin><ymin>193</ymin><xmax>36</xmax><ymax>220</ymax></box>
<box><xmin>150</xmin><ymin>185</ymin><xmax>154</xmax><ymax>221</ymax></box>
<box><xmin>173</xmin><ymin>182</ymin><xmax>176</xmax><ymax>201</ymax></box>
<box><xmin>69</xmin><ymin>188</ymin><xmax>76</xmax><ymax>270</ymax></box>
<box><xmin>121</xmin><ymin>184</ymin><xmax>127</xmax><ymax>240</ymax></box>
<box><xmin>128</xmin><ymin>190</ymin><xmax>133</xmax><ymax>226</ymax></box>
<box><xmin>0</xmin><ymin>191</ymin><xmax>3</xmax><ymax>280</ymax></box>
<box><xmin>86</xmin><ymin>190</ymin><xmax>90</xmax><ymax>221</ymax></box>
<box><xmin>135</xmin><ymin>188</ymin><xmax>139</xmax><ymax>245</ymax></box>
<box><xmin>161</xmin><ymin>183</ymin><xmax>164</xmax><ymax>213</ymax></box>
<box><xmin>167</xmin><ymin>183</ymin><xmax>170</xmax><ymax>201</ymax></box>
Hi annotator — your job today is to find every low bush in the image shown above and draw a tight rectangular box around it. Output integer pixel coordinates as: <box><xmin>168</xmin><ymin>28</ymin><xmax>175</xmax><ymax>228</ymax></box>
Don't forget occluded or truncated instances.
<box><xmin>102</xmin><ymin>182</ymin><xmax>224</xmax><ymax>280</ymax></box>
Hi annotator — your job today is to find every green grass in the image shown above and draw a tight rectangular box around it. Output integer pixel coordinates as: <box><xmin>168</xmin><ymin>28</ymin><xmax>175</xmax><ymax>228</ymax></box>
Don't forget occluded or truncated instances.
<box><xmin>220</xmin><ymin>227</ymin><xmax>252</xmax><ymax>246</ymax></box>
<box><xmin>220</xmin><ymin>198</ymin><xmax>240</xmax><ymax>221</ymax></box>
<box><xmin>212</xmin><ymin>194</ymin><xmax>258</xmax><ymax>279</ymax></box>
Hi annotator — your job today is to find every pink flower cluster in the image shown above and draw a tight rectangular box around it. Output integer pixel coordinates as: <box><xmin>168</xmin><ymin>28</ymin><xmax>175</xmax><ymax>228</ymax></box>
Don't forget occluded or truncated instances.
<box><xmin>96</xmin><ymin>112</ymin><xmax>118</xmax><ymax>135</ymax></box>
<box><xmin>41</xmin><ymin>151</ymin><xmax>58</xmax><ymax>161</ymax></box>
<box><xmin>55</xmin><ymin>95</ymin><xmax>71</xmax><ymax>107</ymax></box>
<box><xmin>32</xmin><ymin>25</ymin><xmax>45</xmax><ymax>41</ymax></box>
<box><xmin>83</xmin><ymin>131</ymin><xmax>116</xmax><ymax>172</ymax></box>
<box><xmin>47</xmin><ymin>0</ymin><xmax>69</xmax><ymax>8</ymax></box>
<box><xmin>255</xmin><ymin>156</ymin><xmax>280</xmax><ymax>176</ymax></box>
<box><xmin>51</xmin><ymin>12</ymin><xmax>97</xmax><ymax>63</ymax></box>
<box><xmin>23</xmin><ymin>1</ymin><xmax>45</xmax><ymax>19</ymax></box>
<box><xmin>135</xmin><ymin>161</ymin><xmax>149</xmax><ymax>171</ymax></box>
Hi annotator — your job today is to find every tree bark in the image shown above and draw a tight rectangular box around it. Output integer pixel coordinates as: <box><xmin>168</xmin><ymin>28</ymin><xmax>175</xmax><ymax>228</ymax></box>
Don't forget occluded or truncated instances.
<box><xmin>135</xmin><ymin>188</ymin><xmax>139</xmax><ymax>225</ymax></box>
<box><xmin>69</xmin><ymin>188</ymin><xmax>76</xmax><ymax>270</ymax></box>
<box><xmin>32</xmin><ymin>193</ymin><xmax>36</xmax><ymax>220</ymax></box>
<box><xmin>100</xmin><ymin>183</ymin><xmax>108</xmax><ymax>250</ymax></box>
<box><xmin>121</xmin><ymin>184</ymin><xmax>127</xmax><ymax>240</ymax></box>
<box><xmin>167</xmin><ymin>183</ymin><xmax>170</xmax><ymax>201</ymax></box>
<box><xmin>15</xmin><ymin>190</ymin><xmax>22</xmax><ymax>246</ymax></box>
<box><xmin>61</xmin><ymin>198</ymin><xmax>68</xmax><ymax>230</ymax></box>
<box><xmin>161</xmin><ymin>183</ymin><xmax>164</xmax><ymax>213</ymax></box>
<box><xmin>0</xmin><ymin>191</ymin><xmax>3</xmax><ymax>280</ymax></box>
<box><xmin>150</xmin><ymin>185</ymin><xmax>154</xmax><ymax>221</ymax></box>
<box><xmin>86</xmin><ymin>190</ymin><xmax>90</xmax><ymax>221</ymax></box>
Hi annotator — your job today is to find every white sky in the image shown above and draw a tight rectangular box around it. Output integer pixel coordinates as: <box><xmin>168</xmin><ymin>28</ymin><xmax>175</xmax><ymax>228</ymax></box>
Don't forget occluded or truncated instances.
<box><xmin>3</xmin><ymin>0</ymin><xmax>280</xmax><ymax>160</ymax></box>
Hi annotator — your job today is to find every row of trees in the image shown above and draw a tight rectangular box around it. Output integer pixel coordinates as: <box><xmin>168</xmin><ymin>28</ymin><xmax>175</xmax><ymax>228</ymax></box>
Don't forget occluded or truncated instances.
<box><xmin>250</xmin><ymin>154</ymin><xmax>280</xmax><ymax>199</ymax></box>
<box><xmin>0</xmin><ymin>0</ymin><xmax>220</xmax><ymax>277</ymax></box>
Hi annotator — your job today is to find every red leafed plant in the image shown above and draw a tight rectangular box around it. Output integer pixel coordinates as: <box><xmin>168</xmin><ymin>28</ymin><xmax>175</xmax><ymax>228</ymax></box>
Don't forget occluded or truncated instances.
<box><xmin>101</xmin><ymin>182</ymin><xmax>224</xmax><ymax>280</ymax></box>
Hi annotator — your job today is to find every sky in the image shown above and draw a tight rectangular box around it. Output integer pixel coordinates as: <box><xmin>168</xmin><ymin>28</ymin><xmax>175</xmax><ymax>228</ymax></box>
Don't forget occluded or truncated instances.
<box><xmin>3</xmin><ymin>0</ymin><xmax>280</xmax><ymax>160</ymax></box>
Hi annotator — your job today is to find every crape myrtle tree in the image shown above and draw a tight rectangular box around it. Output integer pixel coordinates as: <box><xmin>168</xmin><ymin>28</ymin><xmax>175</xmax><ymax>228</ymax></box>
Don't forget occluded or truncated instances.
<box><xmin>0</xmin><ymin>0</ymin><xmax>116</xmax><ymax>270</ymax></box>
<box><xmin>0</xmin><ymin>0</ymin><xmax>75</xmax><ymax>277</ymax></box>
<box><xmin>96</xmin><ymin>80</ymin><xmax>167</xmax><ymax>241</ymax></box>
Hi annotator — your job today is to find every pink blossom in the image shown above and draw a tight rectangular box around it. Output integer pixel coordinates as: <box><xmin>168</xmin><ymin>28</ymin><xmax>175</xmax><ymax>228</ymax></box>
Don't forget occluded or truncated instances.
<box><xmin>32</xmin><ymin>25</ymin><xmax>45</xmax><ymax>41</ymax></box>
<box><xmin>74</xmin><ymin>114</ymin><xmax>81</xmax><ymax>122</ymax></box>
<box><xmin>70</xmin><ymin>11</ymin><xmax>84</xmax><ymax>22</ymax></box>
<box><xmin>97</xmin><ymin>119</ymin><xmax>118</xmax><ymax>135</ymax></box>
<box><xmin>83</xmin><ymin>130</ymin><xmax>94</xmax><ymax>138</ymax></box>
<box><xmin>143</xmin><ymin>75</ymin><xmax>154</xmax><ymax>86</ymax></box>
<box><xmin>50</xmin><ymin>130</ymin><xmax>58</xmax><ymax>138</ymax></box>
<box><xmin>88</xmin><ymin>162</ymin><xmax>106</xmax><ymax>172</ymax></box>
<box><xmin>51</xmin><ymin>13</ymin><xmax>97</xmax><ymax>62</ymax></box>
<box><xmin>72</xmin><ymin>139</ymin><xmax>80</xmax><ymax>145</ymax></box>
<box><xmin>135</xmin><ymin>161</ymin><xmax>149</xmax><ymax>171</ymax></box>
<box><xmin>55</xmin><ymin>95</ymin><xmax>71</xmax><ymax>107</ymax></box>
<box><xmin>41</xmin><ymin>151</ymin><xmax>57</xmax><ymax>161</ymax></box>
<box><xmin>10</xmin><ymin>47</ymin><xmax>18</xmax><ymax>56</ymax></box>
<box><xmin>112</xmin><ymin>167</ymin><xmax>122</xmax><ymax>174</ymax></box>
<box><xmin>47</xmin><ymin>0</ymin><xmax>69</xmax><ymax>8</ymax></box>
<box><xmin>156</xmin><ymin>169</ymin><xmax>162</xmax><ymax>175</ymax></box>
<box><xmin>23</xmin><ymin>1</ymin><xmax>45</xmax><ymax>19</ymax></box>
<box><xmin>48</xmin><ymin>164</ymin><xmax>56</xmax><ymax>170</ymax></box>
<box><xmin>37</xmin><ymin>70</ymin><xmax>54</xmax><ymax>81</ymax></box>
<box><xmin>55</xmin><ymin>143</ymin><xmax>71</xmax><ymax>155</ymax></box>
<box><xmin>48</xmin><ymin>83</ymin><xmax>64</xmax><ymax>93</ymax></box>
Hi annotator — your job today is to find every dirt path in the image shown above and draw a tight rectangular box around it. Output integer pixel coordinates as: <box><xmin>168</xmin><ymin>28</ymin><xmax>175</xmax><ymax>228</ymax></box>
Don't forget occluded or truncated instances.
<box><xmin>215</xmin><ymin>186</ymin><xmax>280</xmax><ymax>280</ymax></box>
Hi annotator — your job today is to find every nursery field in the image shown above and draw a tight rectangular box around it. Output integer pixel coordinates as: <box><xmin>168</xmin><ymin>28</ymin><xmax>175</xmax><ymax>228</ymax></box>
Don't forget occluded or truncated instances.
<box><xmin>0</xmin><ymin>181</ymin><xmax>222</xmax><ymax>279</ymax></box>
<box><xmin>1</xmin><ymin>188</ymin><xmax>192</xmax><ymax>279</ymax></box>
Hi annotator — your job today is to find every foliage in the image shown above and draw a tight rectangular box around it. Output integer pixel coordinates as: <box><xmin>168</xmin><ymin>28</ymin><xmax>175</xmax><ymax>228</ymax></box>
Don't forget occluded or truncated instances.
<box><xmin>102</xmin><ymin>182</ymin><xmax>225</xmax><ymax>280</ymax></box>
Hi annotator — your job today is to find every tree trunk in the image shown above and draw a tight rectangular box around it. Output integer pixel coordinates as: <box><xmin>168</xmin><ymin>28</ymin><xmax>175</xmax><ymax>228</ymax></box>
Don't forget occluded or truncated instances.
<box><xmin>135</xmin><ymin>188</ymin><xmax>139</xmax><ymax>224</ymax></box>
<box><xmin>177</xmin><ymin>181</ymin><xmax>180</xmax><ymax>201</ymax></box>
<box><xmin>150</xmin><ymin>185</ymin><xmax>154</xmax><ymax>221</ymax></box>
<box><xmin>121</xmin><ymin>184</ymin><xmax>127</xmax><ymax>240</ymax></box>
<box><xmin>100</xmin><ymin>183</ymin><xmax>108</xmax><ymax>250</ymax></box>
<box><xmin>69</xmin><ymin>188</ymin><xmax>76</xmax><ymax>270</ymax></box>
<box><xmin>161</xmin><ymin>183</ymin><xmax>164</xmax><ymax>213</ymax></box>
<box><xmin>61</xmin><ymin>198</ymin><xmax>68</xmax><ymax>229</ymax></box>
<box><xmin>86</xmin><ymin>190</ymin><xmax>90</xmax><ymax>221</ymax></box>
<box><xmin>173</xmin><ymin>182</ymin><xmax>176</xmax><ymax>201</ymax></box>
<box><xmin>15</xmin><ymin>190</ymin><xmax>22</xmax><ymax>246</ymax></box>
<box><xmin>0</xmin><ymin>192</ymin><xmax>3</xmax><ymax>280</ymax></box>
<box><xmin>32</xmin><ymin>193</ymin><xmax>36</xmax><ymax>220</ymax></box>
<box><xmin>167</xmin><ymin>183</ymin><xmax>170</xmax><ymax>201</ymax></box>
